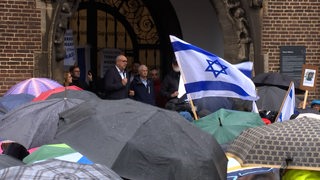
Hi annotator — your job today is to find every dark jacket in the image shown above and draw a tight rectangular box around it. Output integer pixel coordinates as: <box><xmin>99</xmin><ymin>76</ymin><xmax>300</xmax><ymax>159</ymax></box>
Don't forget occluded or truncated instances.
<box><xmin>130</xmin><ymin>76</ymin><xmax>155</xmax><ymax>105</ymax></box>
<box><xmin>160</xmin><ymin>70</ymin><xmax>180</xmax><ymax>99</ymax></box>
<box><xmin>104</xmin><ymin>65</ymin><xmax>129</xmax><ymax>100</ymax></box>
<box><xmin>70</xmin><ymin>78</ymin><xmax>89</xmax><ymax>90</ymax></box>
<box><xmin>160</xmin><ymin>70</ymin><xmax>190</xmax><ymax>112</ymax></box>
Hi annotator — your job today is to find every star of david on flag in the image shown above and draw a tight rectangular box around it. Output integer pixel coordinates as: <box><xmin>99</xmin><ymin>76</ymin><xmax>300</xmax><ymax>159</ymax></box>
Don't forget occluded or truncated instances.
<box><xmin>205</xmin><ymin>59</ymin><xmax>228</xmax><ymax>78</ymax></box>
<box><xmin>170</xmin><ymin>35</ymin><xmax>258</xmax><ymax>101</ymax></box>
<box><xmin>276</xmin><ymin>81</ymin><xmax>295</xmax><ymax>122</ymax></box>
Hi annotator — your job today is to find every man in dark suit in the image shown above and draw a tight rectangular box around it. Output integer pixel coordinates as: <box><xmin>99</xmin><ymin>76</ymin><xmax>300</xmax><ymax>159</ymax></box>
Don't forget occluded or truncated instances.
<box><xmin>104</xmin><ymin>55</ymin><xmax>133</xmax><ymax>99</ymax></box>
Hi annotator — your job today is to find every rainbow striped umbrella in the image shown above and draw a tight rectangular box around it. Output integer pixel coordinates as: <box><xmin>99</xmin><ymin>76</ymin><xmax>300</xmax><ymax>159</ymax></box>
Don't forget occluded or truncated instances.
<box><xmin>23</xmin><ymin>143</ymin><xmax>93</xmax><ymax>165</ymax></box>
<box><xmin>5</xmin><ymin>78</ymin><xmax>62</xmax><ymax>97</ymax></box>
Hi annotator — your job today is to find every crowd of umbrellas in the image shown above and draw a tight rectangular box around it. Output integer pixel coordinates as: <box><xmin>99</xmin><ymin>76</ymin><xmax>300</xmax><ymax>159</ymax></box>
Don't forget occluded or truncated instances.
<box><xmin>0</xmin><ymin>74</ymin><xmax>319</xmax><ymax>179</ymax></box>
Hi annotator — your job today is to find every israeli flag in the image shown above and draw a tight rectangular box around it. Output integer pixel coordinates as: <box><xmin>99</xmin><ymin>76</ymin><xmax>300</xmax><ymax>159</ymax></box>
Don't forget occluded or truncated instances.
<box><xmin>234</xmin><ymin>61</ymin><xmax>253</xmax><ymax>78</ymax></box>
<box><xmin>276</xmin><ymin>82</ymin><xmax>295</xmax><ymax>122</ymax></box>
<box><xmin>178</xmin><ymin>61</ymin><xmax>254</xmax><ymax>98</ymax></box>
<box><xmin>170</xmin><ymin>35</ymin><xmax>258</xmax><ymax>101</ymax></box>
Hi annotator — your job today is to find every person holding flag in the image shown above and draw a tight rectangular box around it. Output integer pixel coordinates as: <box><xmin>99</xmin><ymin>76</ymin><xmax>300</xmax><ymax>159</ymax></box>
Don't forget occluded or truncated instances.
<box><xmin>160</xmin><ymin>60</ymin><xmax>191</xmax><ymax>113</ymax></box>
<box><xmin>169</xmin><ymin>35</ymin><xmax>259</xmax><ymax>117</ymax></box>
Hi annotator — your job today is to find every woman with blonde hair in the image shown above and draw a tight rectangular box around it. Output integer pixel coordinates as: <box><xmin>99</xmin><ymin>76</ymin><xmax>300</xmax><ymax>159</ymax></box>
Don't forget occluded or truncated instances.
<box><xmin>63</xmin><ymin>71</ymin><xmax>73</xmax><ymax>86</ymax></box>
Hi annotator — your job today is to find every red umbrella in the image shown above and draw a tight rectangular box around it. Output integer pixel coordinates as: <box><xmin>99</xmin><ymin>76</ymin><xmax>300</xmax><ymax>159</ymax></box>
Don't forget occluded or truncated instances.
<box><xmin>32</xmin><ymin>86</ymin><xmax>82</xmax><ymax>102</ymax></box>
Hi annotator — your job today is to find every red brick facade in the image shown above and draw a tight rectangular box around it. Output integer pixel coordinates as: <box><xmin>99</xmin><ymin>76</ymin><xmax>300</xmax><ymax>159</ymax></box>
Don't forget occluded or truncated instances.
<box><xmin>0</xmin><ymin>0</ymin><xmax>41</xmax><ymax>95</ymax></box>
<box><xmin>262</xmin><ymin>0</ymin><xmax>320</xmax><ymax>99</ymax></box>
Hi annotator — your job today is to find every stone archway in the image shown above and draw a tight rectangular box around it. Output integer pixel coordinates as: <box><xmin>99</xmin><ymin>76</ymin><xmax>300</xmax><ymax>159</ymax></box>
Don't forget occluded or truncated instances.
<box><xmin>38</xmin><ymin>0</ymin><xmax>263</xmax><ymax>83</ymax></box>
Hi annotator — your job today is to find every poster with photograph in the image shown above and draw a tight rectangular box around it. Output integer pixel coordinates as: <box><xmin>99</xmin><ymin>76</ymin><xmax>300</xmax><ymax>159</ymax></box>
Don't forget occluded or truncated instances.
<box><xmin>299</xmin><ymin>64</ymin><xmax>318</xmax><ymax>91</ymax></box>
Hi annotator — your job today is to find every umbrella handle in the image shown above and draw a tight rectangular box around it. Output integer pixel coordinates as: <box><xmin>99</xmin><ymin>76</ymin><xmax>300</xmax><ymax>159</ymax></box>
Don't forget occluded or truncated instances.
<box><xmin>279</xmin><ymin>157</ymin><xmax>293</xmax><ymax>178</ymax></box>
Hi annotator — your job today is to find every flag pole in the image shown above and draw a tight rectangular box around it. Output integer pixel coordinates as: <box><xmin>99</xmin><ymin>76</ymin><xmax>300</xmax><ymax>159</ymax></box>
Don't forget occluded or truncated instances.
<box><xmin>176</xmin><ymin>60</ymin><xmax>199</xmax><ymax>120</ymax></box>
<box><xmin>302</xmin><ymin>90</ymin><xmax>309</xmax><ymax>109</ymax></box>
<box><xmin>275</xmin><ymin>81</ymin><xmax>294</xmax><ymax>121</ymax></box>
<box><xmin>187</xmin><ymin>94</ymin><xmax>199</xmax><ymax>120</ymax></box>
<box><xmin>181</xmin><ymin>74</ymin><xmax>198</xmax><ymax>120</ymax></box>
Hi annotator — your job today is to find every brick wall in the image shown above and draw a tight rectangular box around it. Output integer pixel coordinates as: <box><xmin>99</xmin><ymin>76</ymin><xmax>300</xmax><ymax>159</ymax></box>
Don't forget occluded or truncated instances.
<box><xmin>0</xmin><ymin>0</ymin><xmax>41</xmax><ymax>95</ymax></box>
<box><xmin>262</xmin><ymin>0</ymin><xmax>320</xmax><ymax>100</ymax></box>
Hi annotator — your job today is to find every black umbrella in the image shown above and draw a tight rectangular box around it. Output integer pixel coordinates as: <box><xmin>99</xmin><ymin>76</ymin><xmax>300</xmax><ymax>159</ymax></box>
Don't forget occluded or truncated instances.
<box><xmin>193</xmin><ymin>97</ymin><xmax>234</xmax><ymax>114</ymax></box>
<box><xmin>54</xmin><ymin>99</ymin><xmax>227</xmax><ymax>180</ymax></box>
<box><xmin>256</xmin><ymin>86</ymin><xmax>301</xmax><ymax>111</ymax></box>
<box><xmin>0</xmin><ymin>98</ymin><xmax>84</xmax><ymax>149</ymax></box>
<box><xmin>252</xmin><ymin>72</ymin><xmax>304</xmax><ymax>93</ymax></box>
<box><xmin>47</xmin><ymin>89</ymin><xmax>100</xmax><ymax>101</ymax></box>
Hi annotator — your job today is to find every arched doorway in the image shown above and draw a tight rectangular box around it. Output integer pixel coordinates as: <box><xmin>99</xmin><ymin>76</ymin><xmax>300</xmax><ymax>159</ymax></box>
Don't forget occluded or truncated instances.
<box><xmin>68</xmin><ymin>0</ymin><xmax>181</xmax><ymax>80</ymax></box>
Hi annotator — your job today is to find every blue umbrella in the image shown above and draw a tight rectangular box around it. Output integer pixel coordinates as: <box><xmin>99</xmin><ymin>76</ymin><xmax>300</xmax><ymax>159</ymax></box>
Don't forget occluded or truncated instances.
<box><xmin>0</xmin><ymin>94</ymin><xmax>35</xmax><ymax>114</ymax></box>
<box><xmin>227</xmin><ymin>167</ymin><xmax>275</xmax><ymax>180</ymax></box>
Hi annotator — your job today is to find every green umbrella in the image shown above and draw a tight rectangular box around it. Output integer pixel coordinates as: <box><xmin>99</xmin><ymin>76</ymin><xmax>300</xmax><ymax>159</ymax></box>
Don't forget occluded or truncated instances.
<box><xmin>23</xmin><ymin>144</ymin><xmax>76</xmax><ymax>164</ymax></box>
<box><xmin>194</xmin><ymin>108</ymin><xmax>265</xmax><ymax>144</ymax></box>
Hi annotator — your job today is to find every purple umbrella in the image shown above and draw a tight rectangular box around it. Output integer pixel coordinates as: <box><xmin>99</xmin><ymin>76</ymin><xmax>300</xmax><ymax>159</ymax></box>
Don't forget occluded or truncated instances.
<box><xmin>4</xmin><ymin>78</ymin><xmax>63</xmax><ymax>97</ymax></box>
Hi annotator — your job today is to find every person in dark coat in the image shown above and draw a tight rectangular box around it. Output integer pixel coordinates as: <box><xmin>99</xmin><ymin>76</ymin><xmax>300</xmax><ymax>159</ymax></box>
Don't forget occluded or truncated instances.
<box><xmin>127</xmin><ymin>61</ymin><xmax>141</xmax><ymax>83</ymax></box>
<box><xmin>130</xmin><ymin>64</ymin><xmax>155</xmax><ymax>105</ymax></box>
<box><xmin>104</xmin><ymin>55</ymin><xmax>133</xmax><ymax>99</ymax></box>
<box><xmin>160</xmin><ymin>61</ymin><xmax>191</xmax><ymax>112</ymax></box>
<box><xmin>160</xmin><ymin>61</ymin><xmax>180</xmax><ymax>101</ymax></box>
<box><xmin>69</xmin><ymin>65</ymin><xmax>90</xmax><ymax>90</ymax></box>
<box><xmin>150</xmin><ymin>68</ymin><xmax>166</xmax><ymax>108</ymax></box>
<box><xmin>69</xmin><ymin>65</ymin><xmax>97</xmax><ymax>94</ymax></box>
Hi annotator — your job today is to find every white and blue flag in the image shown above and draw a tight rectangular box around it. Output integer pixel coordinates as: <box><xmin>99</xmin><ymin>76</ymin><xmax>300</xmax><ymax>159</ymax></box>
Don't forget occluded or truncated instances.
<box><xmin>178</xmin><ymin>61</ymin><xmax>254</xmax><ymax>98</ymax></box>
<box><xmin>234</xmin><ymin>61</ymin><xmax>253</xmax><ymax>78</ymax></box>
<box><xmin>170</xmin><ymin>35</ymin><xmax>258</xmax><ymax>101</ymax></box>
<box><xmin>276</xmin><ymin>82</ymin><xmax>295</xmax><ymax>122</ymax></box>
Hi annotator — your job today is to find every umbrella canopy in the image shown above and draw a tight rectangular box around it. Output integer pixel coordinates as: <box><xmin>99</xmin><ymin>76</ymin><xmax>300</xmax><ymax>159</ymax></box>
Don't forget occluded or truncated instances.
<box><xmin>45</xmin><ymin>89</ymin><xmax>100</xmax><ymax>101</ymax></box>
<box><xmin>226</xmin><ymin>116</ymin><xmax>320</xmax><ymax>170</ymax></box>
<box><xmin>194</xmin><ymin>108</ymin><xmax>265</xmax><ymax>145</ymax></box>
<box><xmin>0</xmin><ymin>98</ymin><xmax>84</xmax><ymax>149</ymax></box>
<box><xmin>4</xmin><ymin>78</ymin><xmax>63</xmax><ymax>97</ymax></box>
<box><xmin>23</xmin><ymin>143</ymin><xmax>93</xmax><ymax>165</ymax></box>
<box><xmin>256</xmin><ymin>86</ymin><xmax>301</xmax><ymax>111</ymax></box>
<box><xmin>252</xmin><ymin>72</ymin><xmax>304</xmax><ymax>93</ymax></box>
<box><xmin>0</xmin><ymin>94</ymin><xmax>35</xmax><ymax>114</ymax></box>
<box><xmin>193</xmin><ymin>97</ymin><xmax>234</xmax><ymax>114</ymax></box>
<box><xmin>0</xmin><ymin>159</ymin><xmax>122</xmax><ymax>179</ymax></box>
<box><xmin>32</xmin><ymin>85</ymin><xmax>82</xmax><ymax>101</ymax></box>
<box><xmin>54</xmin><ymin>99</ymin><xmax>227</xmax><ymax>180</ymax></box>
<box><xmin>0</xmin><ymin>154</ymin><xmax>25</xmax><ymax>170</ymax></box>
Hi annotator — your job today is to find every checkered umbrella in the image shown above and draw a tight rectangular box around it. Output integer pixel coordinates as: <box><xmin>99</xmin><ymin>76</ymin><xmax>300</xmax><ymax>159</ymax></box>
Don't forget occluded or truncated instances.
<box><xmin>226</xmin><ymin>116</ymin><xmax>320</xmax><ymax>171</ymax></box>
<box><xmin>0</xmin><ymin>159</ymin><xmax>122</xmax><ymax>179</ymax></box>
<box><xmin>0</xmin><ymin>154</ymin><xmax>25</xmax><ymax>170</ymax></box>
